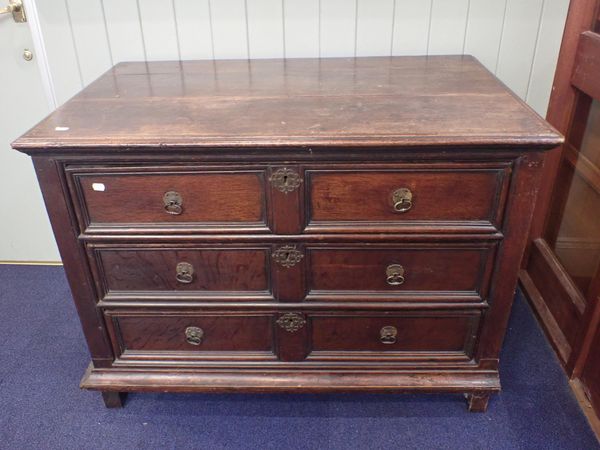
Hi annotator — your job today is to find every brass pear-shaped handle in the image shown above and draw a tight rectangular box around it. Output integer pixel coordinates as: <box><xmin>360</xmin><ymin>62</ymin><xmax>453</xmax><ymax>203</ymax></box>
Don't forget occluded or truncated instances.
<box><xmin>392</xmin><ymin>188</ymin><xmax>413</xmax><ymax>213</ymax></box>
<box><xmin>185</xmin><ymin>326</ymin><xmax>204</xmax><ymax>345</ymax></box>
<box><xmin>175</xmin><ymin>262</ymin><xmax>194</xmax><ymax>284</ymax></box>
<box><xmin>163</xmin><ymin>191</ymin><xmax>183</xmax><ymax>215</ymax></box>
<box><xmin>386</xmin><ymin>264</ymin><xmax>405</xmax><ymax>286</ymax></box>
<box><xmin>380</xmin><ymin>326</ymin><xmax>398</xmax><ymax>344</ymax></box>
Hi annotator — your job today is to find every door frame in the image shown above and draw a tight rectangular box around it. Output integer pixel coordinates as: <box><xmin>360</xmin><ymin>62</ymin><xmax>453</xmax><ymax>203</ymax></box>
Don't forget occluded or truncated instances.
<box><xmin>21</xmin><ymin>0</ymin><xmax>57</xmax><ymax>109</ymax></box>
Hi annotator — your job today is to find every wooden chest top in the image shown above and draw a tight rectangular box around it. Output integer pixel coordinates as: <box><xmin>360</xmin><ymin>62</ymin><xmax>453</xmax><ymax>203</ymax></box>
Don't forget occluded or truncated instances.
<box><xmin>13</xmin><ymin>56</ymin><xmax>561</xmax><ymax>152</ymax></box>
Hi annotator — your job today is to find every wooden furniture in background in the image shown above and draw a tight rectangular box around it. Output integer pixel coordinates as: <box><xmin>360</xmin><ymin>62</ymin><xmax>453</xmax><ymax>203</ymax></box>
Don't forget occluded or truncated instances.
<box><xmin>520</xmin><ymin>0</ymin><xmax>600</xmax><ymax>424</ymax></box>
<box><xmin>13</xmin><ymin>56</ymin><xmax>561</xmax><ymax>410</ymax></box>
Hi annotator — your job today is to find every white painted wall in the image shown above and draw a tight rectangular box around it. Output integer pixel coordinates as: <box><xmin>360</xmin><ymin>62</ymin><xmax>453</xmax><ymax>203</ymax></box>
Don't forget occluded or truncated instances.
<box><xmin>3</xmin><ymin>0</ymin><xmax>570</xmax><ymax>261</ymax></box>
<box><xmin>32</xmin><ymin>0</ymin><xmax>569</xmax><ymax>114</ymax></box>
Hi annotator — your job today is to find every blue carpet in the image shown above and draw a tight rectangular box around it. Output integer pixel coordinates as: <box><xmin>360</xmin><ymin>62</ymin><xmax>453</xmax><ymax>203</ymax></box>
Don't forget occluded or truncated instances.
<box><xmin>0</xmin><ymin>265</ymin><xmax>597</xmax><ymax>450</ymax></box>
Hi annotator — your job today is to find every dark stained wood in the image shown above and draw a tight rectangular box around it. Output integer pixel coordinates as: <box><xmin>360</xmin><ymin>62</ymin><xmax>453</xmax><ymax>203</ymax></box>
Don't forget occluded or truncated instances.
<box><xmin>573</xmin><ymin>265</ymin><xmax>600</xmax><ymax>378</ymax></box>
<box><xmin>269</xmin><ymin>166</ymin><xmax>304</xmax><ymax>235</ymax></box>
<box><xmin>307</xmin><ymin>245</ymin><xmax>494</xmax><ymax>297</ymax></box>
<box><xmin>101</xmin><ymin>391</ymin><xmax>126</xmax><ymax>408</ymax></box>
<box><xmin>572</xmin><ymin>32</ymin><xmax>600</xmax><ymax>102</ymax></box>
<box><xmin>14</xmin><ymin>56</ymin><xmax>559</xmax><ymax>410</ymax></box>
<box><xmin>581</xmin><ymin>320</ymin><xmax>600</xmax><ymax>414</ymax></box>
<box><xmin>528</xmin><ymin>0</ymin><xmax>600</xmax><ymax>242</ymax></box>
<box><xmin>520</xmin><ymin>0</ymin><xmax>600</xmax><ymax>428</ymax></box>
<box><xmin>466</xmin><ymin>392</ymin><xmax>490</xmax><ymax>413</ymax></box>
<box><xmin>570</xmin><ymin>378</ymin><xmax>600</xmax><ymax>438</ymax></box>
<box><xmin>574</xmin><ymin>291</ymin><xmax>600</xmax><ymax>378</ymax></box>
<box><xmin>91</xmin><ymin>245</ymin><xmax>270</xmax><ymax>295</ymax></box>
<box><xmin>575</xmin><ymin>270</ymin><xmax>600</xmax><ymax>431</ymax></box>
<box><xmin>526</xmin><ymin>240</ymin><xmax>585</xmax><ymax>352</ymax></box>
<box><xmin>12</xmin><ymin>57</ymin><xmax>561</xmax><ymax>151</ymax></box>
<box><xmin>271</xmin><ymin>243</ymin><xmax>306</xmax><ymax>302</ymax></box>
<box><xmin>275</xmin><ymin>312</ymin><xmax>310</xmax><ymax>362</ymax></box>
<box><xmin>309</xmin><ymin>311</ymin><xmax>479</xmax><ymax>356</ymax></box>
<box><xmin>520</xmin><ymin>267</ymin><xmax>573</xmax><ymax>363</ymax></box>
<box><xmin>307</xmin><ymin>164</ymin><xmax>510</xmax><ymax>229</ymax></box>
<box><xmin>81</xmin><ymin>365</ymin><xmax>501</xmax><ymax>394</ymax></box>
<box><xmin>476</xmin><ymin>153</ymin><xmax>547</xmax><ymax>361</ymax></box>
<box><xmin>108</xmin><ymin>312</ymin><xmax>274</xmax><ymax>353</ymax></box>
<box><xmin>67</xmin><ymin>166</ymin><xmax>268</xmax><ymax>232</ymax></box>
<box><xmin>31</xmin><ymin>157</ymin><xmax>114</xmax><ymax>368</ymax></box>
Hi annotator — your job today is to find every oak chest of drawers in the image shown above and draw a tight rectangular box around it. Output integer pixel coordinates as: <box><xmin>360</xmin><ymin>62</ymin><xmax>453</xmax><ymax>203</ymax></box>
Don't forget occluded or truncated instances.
<box><xmin>13</xmin><ymin>56</ymin><xmax>562</xmax><ymax>410</ymax></box>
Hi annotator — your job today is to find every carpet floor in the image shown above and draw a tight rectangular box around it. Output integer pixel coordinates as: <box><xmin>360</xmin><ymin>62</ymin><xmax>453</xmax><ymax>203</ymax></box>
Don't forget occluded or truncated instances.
<box><xmin>0</xmin><ymin>265</ymin><xmax>597</xmax><ymax>449</ymax></box>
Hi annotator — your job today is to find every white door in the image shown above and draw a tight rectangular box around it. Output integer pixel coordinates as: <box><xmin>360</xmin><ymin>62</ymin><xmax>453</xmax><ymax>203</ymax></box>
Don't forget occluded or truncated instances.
<box><xmin>0</xmin><ymin>0</ymin><xmax>59</xmax><ymax>262</ymax></box>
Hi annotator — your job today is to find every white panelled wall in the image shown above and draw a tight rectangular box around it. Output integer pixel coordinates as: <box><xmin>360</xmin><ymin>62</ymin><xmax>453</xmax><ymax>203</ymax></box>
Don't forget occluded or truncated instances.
<box><xmin>33</xmin><ymin>0</ymin><xmax>570</xmax><ymax>115</ymax></box>
<box><xmin>3</xmin><ymin>0</ymin><xmax>570</xmax><ymax>262</ymax></box>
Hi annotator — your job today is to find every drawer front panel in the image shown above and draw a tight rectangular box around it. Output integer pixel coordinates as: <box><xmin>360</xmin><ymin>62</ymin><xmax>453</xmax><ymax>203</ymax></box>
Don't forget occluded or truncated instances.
<box><xmin>306</xmin><ymin>244</ymin><xmax>496</xmax><ymax>299</ymax></box>
<box><xmin>68</xmin><ymin>166</ymin><xmax>268</xmax><ymax>232</ymax></box>
<box><xmin>106</xmin><ymin>312</ymin><xmax>274</xmax><ymax>353</ymax></box>
<box><xmin>308</xmin><ymin>311</ymin><xmax>480</xmax><ymax>357</ymax></box>
<box><xmin>89</xmin><ymin>245</ymin><xmax>272</xmax><ymax>298</ymax></box>
<box><xmin>306</xmin><ymin>165</ymin><xmax>510</xmax><ymax>231</ymax></box>
<box><xmin>105</xmin><ymin>309</ymin><xmax>481</xmax><ymax>366</ymax></box>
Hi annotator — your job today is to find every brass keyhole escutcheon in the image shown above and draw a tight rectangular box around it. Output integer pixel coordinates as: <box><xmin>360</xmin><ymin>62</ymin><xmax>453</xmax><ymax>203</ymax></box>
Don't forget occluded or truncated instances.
<box><xmin>386</xmin><ymin>264</ymin><xmax>405</xmax><ymax>286</ymax></box>
<box><xmin>380</xmin><ymin>326</ymin><xmax>398</xmax><ymax>344</ymax></box>
<box><xmin>185</xmin><ymin>326</ymin><xmax>204</xmax><ymax>345</ymax></box>
<box><xmin>276</xmin><ymin>313</ymin><xmax>306</xmax><ymax>332</ymax></box>
<box><xmin>269</xmin><ymin>168</ymin><xmax>302</xmax><ymax>194</ymax></box>
<box><xmin>163</xmin><ymin>191</ymin><xmax>183</xmax><ymax>215</ymax></box>
<box><xmin>392</xmin><ymin>188</ymin><xmax>413</xmax><ymax>213</ymax></box>
<box><xmin>272</xmin><ymin>245</ymin><xmax>304</xmax><ymax>268</ymax></box>
<box><xmin>175</xmin><ymin>262</ymin><xmax>194</xmax><ymax>284</ymax></box>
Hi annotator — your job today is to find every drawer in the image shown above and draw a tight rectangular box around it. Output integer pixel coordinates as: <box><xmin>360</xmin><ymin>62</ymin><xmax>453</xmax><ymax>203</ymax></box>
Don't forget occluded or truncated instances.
<box><xmin>88</xmin><ymin>244</ymin><xmax>273</xmax><ymax>301</ymax></box>
<box><xmin>306</xmin><ymin>310</ymin><xmax>481</xmax><ymax>361</ymax></box>
<box><xmin>90</xmin><ymin>242</ymin><xmax>496</xmax><ymax>303</ymax></box>
<box><xmin>305</xmin><ymin>164</ymin><xmax>511</xmax><ymax>232</ymax></box>
<box><xmin>66</xmin><ymin>165</ymin><xmax>269</xmax><ymax>233</ymax></box>
<box><xmin>104</xmin><ymin>309</ymin><xmax>481</xmax><ymax>366</ymax></box>
<box><xmin>305</xmin><ymin>243</ymin><xmax>496</xmax><ymax>302</ymax></box>
<box><xmin>105</xmin><ymin>311</ymin><xmax>275</xmax><ymax>361</ymax></box>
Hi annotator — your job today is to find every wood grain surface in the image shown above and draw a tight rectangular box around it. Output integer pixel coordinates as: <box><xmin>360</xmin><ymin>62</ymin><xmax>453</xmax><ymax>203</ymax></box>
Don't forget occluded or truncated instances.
<box><xmin>13</xmin><ymin>56</ymin><xmax>561</xmax><ymax>151</ymax></box>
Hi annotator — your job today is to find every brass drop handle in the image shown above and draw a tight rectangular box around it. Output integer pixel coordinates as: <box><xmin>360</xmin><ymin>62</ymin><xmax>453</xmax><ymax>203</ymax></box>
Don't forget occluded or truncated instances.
<box><xmin>380</xmin><ymin>326</ymin><xmax>398</xmax><ymax>344</ymax></box>
<box><xmin>386</xmin><ymin>264</ymin><xmax>405</xmax><ymax>286</ymax></box>
<box><xmin>392</xmin><ymin>188</ymin><xmax>413</xmax><ymax>213</ymax></box>
<box><xmin>185</xmin><ymin>326</ymin><xmax>204</xmax><ymax>345</ymax></box>
<box><xmin>163</xmin><ymin>191</ymin><xmax>183</xmax><ymax>215</ymax></box>
<box><xmin>175</xmin><ymin>262</ymin><xmax>194</xmax><ymax>284</ymax></box>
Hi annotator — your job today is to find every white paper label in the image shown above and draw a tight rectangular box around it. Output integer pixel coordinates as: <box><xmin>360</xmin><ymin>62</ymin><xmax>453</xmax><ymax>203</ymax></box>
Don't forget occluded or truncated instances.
<box><xmin>91</xmin><ymin>183</ymin><xmax>105</xmax><ymax>192</ymax></box>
